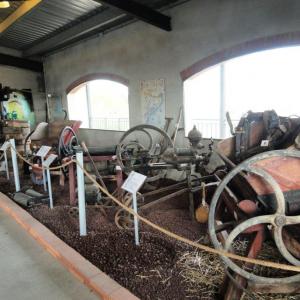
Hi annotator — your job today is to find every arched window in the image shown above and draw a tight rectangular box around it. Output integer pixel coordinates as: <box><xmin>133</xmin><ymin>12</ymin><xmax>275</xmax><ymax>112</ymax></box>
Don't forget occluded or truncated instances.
<box><xmin>67</xmin><ymin>79</ymin><xmax>129</xmax><ymax>131</ymax></box>
<box><xmin>184</xmin><ymin>46</ymin><xmax>300</xmax><ymax>139</ymax></box>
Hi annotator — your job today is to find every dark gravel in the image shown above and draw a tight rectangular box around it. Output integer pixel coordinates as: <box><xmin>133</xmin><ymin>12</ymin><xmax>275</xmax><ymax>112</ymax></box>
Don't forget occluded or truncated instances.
<box><xmin>29</xmin><ymin>205</ymin><xmax>202</xmax><ymax>300</ymax></box>
<box><xmin>1</xmin><ymin>175</ymin><xmax>212</xmax><ymax>299</ymax></box>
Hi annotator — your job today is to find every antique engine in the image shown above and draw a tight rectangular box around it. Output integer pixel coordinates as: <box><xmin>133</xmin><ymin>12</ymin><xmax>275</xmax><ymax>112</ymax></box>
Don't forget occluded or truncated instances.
<box><xmin>162</xmin><ymin>125</ymin><xmax>212</xmax><ymax>171</ymax></box>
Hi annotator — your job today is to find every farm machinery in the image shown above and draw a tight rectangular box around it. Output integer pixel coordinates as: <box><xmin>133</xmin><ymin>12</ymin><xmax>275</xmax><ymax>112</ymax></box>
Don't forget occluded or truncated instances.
<box><xmin>207</xmin><ymin>111</ymin><xmax>300</xmax><ymax>298</ymax></box>
<box><xmin>3</xmin><ymin>105</ymin><xmax>300</xmax><ymax>298</ymax></box>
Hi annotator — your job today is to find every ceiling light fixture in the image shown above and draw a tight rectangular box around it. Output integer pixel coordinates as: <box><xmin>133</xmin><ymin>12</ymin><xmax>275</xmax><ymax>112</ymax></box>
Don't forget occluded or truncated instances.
<box><xmin>0</xmin><ymin>1</ymin><xmax>10</xmax><ymax>8</ymax></box>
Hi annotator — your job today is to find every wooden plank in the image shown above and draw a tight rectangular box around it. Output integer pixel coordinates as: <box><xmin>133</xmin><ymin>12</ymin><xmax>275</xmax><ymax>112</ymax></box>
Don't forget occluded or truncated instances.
<box><xmin>0</xmin><ymin>0</ymin><xmax>42</xmax><ymax>33</ymax></box>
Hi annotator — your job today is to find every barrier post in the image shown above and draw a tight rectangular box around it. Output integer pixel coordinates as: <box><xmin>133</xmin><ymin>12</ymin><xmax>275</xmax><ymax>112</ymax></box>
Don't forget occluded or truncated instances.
<box><xmin>47</xmin><ymin>168</ymin><xmax>53</xmax><ymax>208</ymax></box>
<box><xmin>43</xmin><ymin>154</ymin><xmax>57</xmax><ymax>209</ymax></box>
<box><xmin>9</xmin><ymin>139</ymin><xmax>20</xmax><ymax>192</ymax></box>
<box><xmin>132</xmin><ymin>192</ymin><xmax>139</xmax><ymax>245</ymax></box>
<box><xmin>42</xmin><ymin>157</ymin><xmax>47</xmax><ymax>192</ymax></box>
<box><xmin>1</xmin><ymin>141</ymin><xmax>10</xmax><ymax>180</ymax></box>
<box><xmin>122</xmin><ymin>171</ymin><xmax>146</xmax><ymax>246</ymax></box>
<box><xmin>76</xmin><ymin>150</ymin><xmax>87</xmax><ymax>236</ymax></box>
<box><xmin>4</xmin><ymin>151</ymin><xmax>9</xmax><ymax>180</ymax></box>
<box><xmin>35</xmin><ymin>146</ymin><xmax>51</xmax><ymax>192</ymax></box>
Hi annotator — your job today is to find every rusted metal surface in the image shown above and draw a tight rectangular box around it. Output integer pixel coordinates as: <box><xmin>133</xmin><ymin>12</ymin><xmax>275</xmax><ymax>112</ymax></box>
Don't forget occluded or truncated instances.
<box><xmin>141</xmin><ymin>188</ymin><xmax>188</xmax><ymax>212</ymax></box>
<box><xmin>142</xmin><ymin>181</ymin><xmax>186</xmax><ymax>198</ymax></box>
<box><xmin>209</xmin><ymin>150</ymin><xmax>300</xmax><ymax>285</ymax></box>
<box><xmin>247</xmin><ymin>156</ymin><xmax>300</xmax><ymax>194</ymax></box>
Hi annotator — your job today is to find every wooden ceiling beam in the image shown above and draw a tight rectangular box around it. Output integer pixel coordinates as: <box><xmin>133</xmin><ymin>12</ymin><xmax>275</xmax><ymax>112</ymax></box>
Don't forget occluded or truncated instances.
<box><xmin>96</xmin><ymin>0</ymin><xmax>172</xmax><ymax>31</ymax></box>
<box><xmin>0</xmin><ymin>0</ymin><xmax>42</xmax><ymax>34</ymax></box>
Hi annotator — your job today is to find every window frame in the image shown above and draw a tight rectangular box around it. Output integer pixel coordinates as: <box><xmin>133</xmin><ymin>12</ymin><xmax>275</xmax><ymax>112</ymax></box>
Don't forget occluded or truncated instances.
<box><xmin>66</xmin><ymin>73</ymin><xmax>130</xmax><ymax>131</ymax></box>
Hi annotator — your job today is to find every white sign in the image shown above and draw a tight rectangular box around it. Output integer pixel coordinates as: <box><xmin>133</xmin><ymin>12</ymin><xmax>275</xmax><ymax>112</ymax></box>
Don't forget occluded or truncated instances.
<box><xmin>36</xmin><ymin>146</ymin><xmax>52</xmax><ymax>158</ymax></box>
<box><xmin>43</xmin><ymin>154</ymin><xmax>57</xmax><ymax>168</ymax></box>
<box><xmin>0</xmin><ymin>141</ymin><xmax>10</xmax><ymax>151</ymax></box>
<box><xmin>261</xmin><ymin>140</ymin><xmax>269</xmax><ymax>147</ymax></box>
<box><xmin>122</xmin><ymin>171</ymin><xmax>147</xmax><ymax>194</ymax></box>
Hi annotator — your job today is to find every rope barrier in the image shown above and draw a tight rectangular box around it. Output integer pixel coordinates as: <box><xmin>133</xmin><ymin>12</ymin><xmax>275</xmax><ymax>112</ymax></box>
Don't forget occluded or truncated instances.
<box><xmin>75</xmin><ymin>160</ymin><xmax>300</xmax><ymax>274</ymax></box>
<box><xmin>9</xmin><ymin>144</ymin><xmax>74</xmax><ymax>171</ymax></box>
<box><xmin>4</xmin><ymin>141</ymin><xmax>300</xmax><ymax>274</ymax></box>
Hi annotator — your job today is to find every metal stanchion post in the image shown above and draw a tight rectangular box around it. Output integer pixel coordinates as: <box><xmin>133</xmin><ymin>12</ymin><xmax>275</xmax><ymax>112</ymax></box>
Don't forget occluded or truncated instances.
<box><xmin>35</xmin><ymin>146</ymin><xmax>51</xmax><ymax>192</ymax></box>
<box><xmin>42</xmin><ymin>157</ymin><xmax>47</xmax><ymax>192</ymax></box>
<box><xmin>9</xmin><ymin>139</ymin><xmax>20</xmax><ymax>192</ymax></box>
<box><xmin>132</xmin><ymin>192</ymin><xmax>139</xmax><ymax>245</ymax></box>
<box><xmin>122</xmin><ymin>171</ymin><xmax>146</xmax><ymax>246</ymax></box>
<box><xmin>46</xmin><ymin>168</ymin><xmax>53</xmax><ymax>209</ymax></box>
<box><xmin>1</xmin><ymin>141</ymin><xmax>10</xmax><ymax>180</ymax></box>
<box><xmin>4</xmin><ymin>151</ymin><xmax>9</xmax><ymax>180</ymax></box>
<box><xmin>43</xmin><ymin>154</ymin><xmax>57</xmax><ymax>209</ymax></box>
<box><xmin>76</xmin><ymin>150</ymin><xmax>87</xmax><ymax>236</ymax></box>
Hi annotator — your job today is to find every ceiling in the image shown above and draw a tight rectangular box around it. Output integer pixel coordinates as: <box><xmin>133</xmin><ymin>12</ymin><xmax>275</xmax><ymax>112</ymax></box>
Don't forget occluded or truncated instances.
<box><xmin>0</xmin><ymin>0</ymin><xmax>187</xmax><ymax>58</ymax></box>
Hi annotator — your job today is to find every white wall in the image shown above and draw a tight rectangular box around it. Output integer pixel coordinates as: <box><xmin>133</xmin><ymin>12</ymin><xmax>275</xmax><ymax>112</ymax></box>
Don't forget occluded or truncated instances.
<box><xmin>43</xmin><ymin>0</ymin><xmax>300</xmax><ymax>147</ymax></box>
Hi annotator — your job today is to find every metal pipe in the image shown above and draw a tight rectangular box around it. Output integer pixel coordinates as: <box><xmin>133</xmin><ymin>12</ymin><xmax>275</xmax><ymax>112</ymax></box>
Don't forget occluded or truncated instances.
<box><xmin>9</xmin><ymin>139</ymin><xmax>20</xmax><ymax>192</ymax></box>
<box><xmin>132</xmin><ymin>192</ymin><xmax>139</xmax><ymax>246</ymax></box>
<box><xmin>42</xmin><ymin>156</ymin><xmax>47</xmax><ymax>192</ymax></box>
<box><xmin>171</xmin><ymin>106</ymin><xmax>183</xmax><ymax>145</ymax></box>
<box><xmin>4</xmin><ymin>151</ymin><xmax>9</xmax><ymax>180</ymax></box>
<box><xmin>76</xmin><ymin>150</ymin><xmax>87</xmax><ymax>236</ymax></box>
<box><xmin>46</xmin><ymin>168</ymin><xmax>53</xmax><ymax>209</ymax></box>
<box><xmin>220</xmin><ymin>63</ymin><xmax>226</xmax><ymax>139</ymax></box>
<box><xmin>141</xmin><ymin>188</ymin><xmax>188</xmax><ymax>211</ymax></box>
<box><xmin>81</xmin><ymin>142</ymin><xmax>107</xmax><ymax>190</ymax></box>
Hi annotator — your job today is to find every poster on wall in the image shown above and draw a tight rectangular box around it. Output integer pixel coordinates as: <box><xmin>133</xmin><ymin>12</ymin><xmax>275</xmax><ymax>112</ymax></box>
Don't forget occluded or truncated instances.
<box><xmin>48</xmin><ymin>94</ymin><xmax>64</xmax><ymax>120</ymax></box>
<box><xmin>140</xmin><ymin>79</ymin><xmax>166</xmax><ymax>129</ymax></box>
<box><xmin>2</xmin><ymin>90</ymin><xmax>36</xmax><ymax>127</ymax></box>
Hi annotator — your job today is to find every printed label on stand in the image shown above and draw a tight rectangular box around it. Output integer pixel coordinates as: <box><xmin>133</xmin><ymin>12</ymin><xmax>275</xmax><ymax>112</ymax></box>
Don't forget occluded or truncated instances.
<box><xmin>36</xmin><ymin>146</ymin><xmax>52</xmax><ymax>158</ymax></box>
<box><xmin>122</xmin><ymin>171</ymin><xmax>147</xmax><ymax>194</ymax></box>
<box><xmin>43</xmin><ymin>154</ymin><xmax>58</xmax><ymax>168</ymax></box>
<box><xmin>261</xmin><ymin>140</ymin><xmax>269</xmax><ymax>147</ymax></box>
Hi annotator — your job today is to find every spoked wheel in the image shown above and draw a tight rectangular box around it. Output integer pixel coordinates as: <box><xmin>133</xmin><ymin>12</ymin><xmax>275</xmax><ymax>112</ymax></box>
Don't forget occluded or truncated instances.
<box><xmin>209</xmin><ymin>150</ymin><xmax>300</xmax><ymax>285</ymax></box>
<box><xmin>116</xmin><ymin>124</ymin><xmax>174</xmax><ymax>182</ymax></box>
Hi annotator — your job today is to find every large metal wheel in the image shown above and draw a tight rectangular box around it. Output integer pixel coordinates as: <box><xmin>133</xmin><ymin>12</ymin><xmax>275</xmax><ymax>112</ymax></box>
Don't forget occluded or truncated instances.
<box><xmin>116</xmin><ymin>124</ymin><xmax>174</xmax><ymax>181</ymax></box>
<box><xmin>208</xmin><ymin>150</ymin><xmax>300</xmax><ymax>284</ymax></box>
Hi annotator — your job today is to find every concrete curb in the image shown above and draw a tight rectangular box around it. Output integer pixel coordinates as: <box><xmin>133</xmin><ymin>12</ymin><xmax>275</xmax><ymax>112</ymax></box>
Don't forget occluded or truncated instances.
<box><xmin>0</xmin><ymin>192</ymin><xmax>139</xmax><ymax>300</ymax></box>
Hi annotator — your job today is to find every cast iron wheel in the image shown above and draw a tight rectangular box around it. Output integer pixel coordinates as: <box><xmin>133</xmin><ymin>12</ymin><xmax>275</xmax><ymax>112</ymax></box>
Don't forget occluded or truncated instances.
<box><xmin>208</xmin><ymin>150</ymin><xmax>300</xmax><ymax>284</ymax></box>
<box><xmin>116</xmin><ymin>124</ymin><xmax>174</xmax><ymax>181</ymax></box>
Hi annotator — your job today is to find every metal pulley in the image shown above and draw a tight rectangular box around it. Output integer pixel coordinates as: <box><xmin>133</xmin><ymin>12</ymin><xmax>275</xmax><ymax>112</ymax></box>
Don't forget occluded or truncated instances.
<box><xmin>208</xmin><ymin>149</ymin><xmax>300</xmax><ymax>284</ymax></box>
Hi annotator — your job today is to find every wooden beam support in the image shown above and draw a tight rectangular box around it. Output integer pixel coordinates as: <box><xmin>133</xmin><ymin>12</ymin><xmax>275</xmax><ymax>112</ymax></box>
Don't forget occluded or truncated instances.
<box><xmin>97</xmin><ymin>0</ymin><xmax>172</xmax><ymax>31</ymax></box>
<box><xmin>0</xmin><ymin>0</ymin><xmax>42</xmax><ymax>34</ymax></box>
<box><xmin>24</xmin><ymin>9</ymin><xmax>131</xmax><ymax>57</ymax></box>
<box><xmin>0</xmin><ymin>53</ymin><xmax>43</xmax><ymax>72</ymax></box>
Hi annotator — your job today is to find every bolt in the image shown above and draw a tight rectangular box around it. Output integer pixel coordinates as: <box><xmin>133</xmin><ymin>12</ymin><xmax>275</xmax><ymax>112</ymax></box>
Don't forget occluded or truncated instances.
<box><xmin>275</xmin><ymin>215</ymin><xmax>286</xmax><ymax>226</ymax></box>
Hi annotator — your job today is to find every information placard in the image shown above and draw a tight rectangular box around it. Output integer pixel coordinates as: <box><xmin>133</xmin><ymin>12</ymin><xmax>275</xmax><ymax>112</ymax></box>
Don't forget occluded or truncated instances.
<box><xmin>122</xmin><ymin>171</ymin><xmax>147</xmax><ymax>194</ymax></box>
<box><xmin>43</xmin><ymin>154</ymin><xmax>57</xmax><ymax>168</ymax></box>
<box><xmin>261</xmin><ymin>140</ymin><xmax>269</xmax><ymax>147</ymax></box>
<box><xmin>36</xmin><ymin>146</ymin><xmax>52</xmax><ymax>158</ymax></box>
